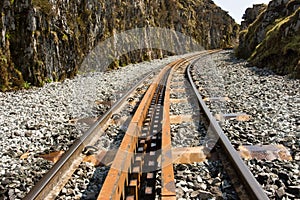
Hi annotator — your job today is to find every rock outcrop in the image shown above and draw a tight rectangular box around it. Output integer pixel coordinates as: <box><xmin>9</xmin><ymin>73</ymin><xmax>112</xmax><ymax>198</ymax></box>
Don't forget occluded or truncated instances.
<box><xmin>240</xmin><ymin>4</ymin><xmax>267</xmax><ymax>30</ymax></box>
<box><xmin>236</xmin><ymin>0</ymin><xmax>300</xmax><ymax>78</ymax></box>
<box><xmin>0</xmin><ymin>0</ymin><xmax>239</xmax><ymax>91</ymax></box>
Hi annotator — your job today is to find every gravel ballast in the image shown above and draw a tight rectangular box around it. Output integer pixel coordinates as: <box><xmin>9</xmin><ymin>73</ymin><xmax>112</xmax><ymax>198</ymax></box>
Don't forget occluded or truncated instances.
<box><xmin>0</xmin><ymin>55</ymin><xmax>183</xmax><ymax>199</ymax></box>
<box><xmin>0</xmin><ymin>50</ymin><xmax>299</xmax><ymax>199</ymax></box>
<box><xmin>191</xmin><ymin>50</ymin><xmax>299</xmax><ymax>199</ymax></box>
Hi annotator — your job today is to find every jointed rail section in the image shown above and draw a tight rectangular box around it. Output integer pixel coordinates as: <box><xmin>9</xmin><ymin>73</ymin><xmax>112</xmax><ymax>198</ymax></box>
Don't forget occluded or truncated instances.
<box><xmin>25</xmin><ymin>51</ymin><xmax>269</xmax><ymax>200</ymax></box>
<box><xmin>98</xmin><ymin>58</ymin><xmax>182</xmax><ymax>199</ymax></box>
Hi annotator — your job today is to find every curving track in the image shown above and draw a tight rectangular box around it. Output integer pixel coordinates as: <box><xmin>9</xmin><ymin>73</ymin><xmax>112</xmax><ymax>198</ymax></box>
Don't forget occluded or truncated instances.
<box><xmin>25</xmin><ymin>51</ymin><xmax>269</xmax><ymax>200</ymax></box>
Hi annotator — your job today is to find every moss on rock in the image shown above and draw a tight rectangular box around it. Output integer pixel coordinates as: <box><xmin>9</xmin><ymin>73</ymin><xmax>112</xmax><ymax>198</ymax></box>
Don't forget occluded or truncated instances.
<box><xmin>236</xmin><ymin>0</ymin><xmax>300</xmax><ymax>78</ymax></box>
<box><xmin>0</xmin><ymin>0</ymin><xmax>239</xmax><ymax>91</ymax></box>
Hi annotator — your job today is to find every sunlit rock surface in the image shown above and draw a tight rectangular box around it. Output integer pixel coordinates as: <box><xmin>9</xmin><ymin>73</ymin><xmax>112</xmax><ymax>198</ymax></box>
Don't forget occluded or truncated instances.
<box><xmin>0</xmin><ymin>0</ymin><xmax>238</xmax><ymax>91</ymax></box>
<box><xmin>237</xmin><ymin>0</ymin><xmax>300</xmax><ymax>78</ymax></box>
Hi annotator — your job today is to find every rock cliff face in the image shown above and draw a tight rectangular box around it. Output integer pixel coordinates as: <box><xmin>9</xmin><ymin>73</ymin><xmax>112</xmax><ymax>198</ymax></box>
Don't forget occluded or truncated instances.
<box><xmin>0</xmin><ymin>0</ymin><xmax>239</xmax><ymax>91</ymax></box>
<box><xmin>240</xmin><ymin>4</ymin><xmax>267</xmax><ymax>30</ymax></box>
<box><xmin>236</xmin><ymin>0</ymin><xmax>300</xmax><ymax>78</ymax></box>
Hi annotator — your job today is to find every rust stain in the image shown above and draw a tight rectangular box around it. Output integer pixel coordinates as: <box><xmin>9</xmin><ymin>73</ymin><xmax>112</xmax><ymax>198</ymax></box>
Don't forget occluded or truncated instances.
<box><xmin>164</xmin><ymin>181</ymin><xmax>176</xmax><ymax>193</ymax></box>
<box><xmin>39</xmin><ymin>151</ymin><xmax>65</xmax><ymax>163</ymax></box>
<box><xmin>20</xmin><ymin>152</ymin><xmax>30</xmax><ymax>160</ymax></box>
<box><xmin>161</xmin><ymin>60</ymin><xmax>177</xmax><ymax>199</ymax></box>
<box><xmin>236</xmin><ymin>115</ymin><xmax>251</xmax><ymax>122</ymax></box>
<box><xmin>170</xmin><ymin>115</ymin><xmax>193</xmax><ymax>124</ymax></box>
<box><xmin>172</xmin><ymin>146</ymin><xmax>207</xmax><ymax>164</ymax></box>
<box><xmin>161</xmin><ymin>197</ymin><xmax>176</xmax><ymax>200</ymax></box>
<box><xmin>145</xmin><ymin>187</ymin><xmax>153</xmax><ymax>194</ymax></box>
<box><xmin>169</xmin><ymin>98</ymin><xmax>188</xmax><ymax>103</ymax></box>
<box><xmin>83</xmin><ymin>150</ymin><xmax>116</xmax><ymax>167</ymax></box>
<box><xmin>97</xmin><ymin>56</ymin><xmax>204</xmax><ymax>199</ymax></box>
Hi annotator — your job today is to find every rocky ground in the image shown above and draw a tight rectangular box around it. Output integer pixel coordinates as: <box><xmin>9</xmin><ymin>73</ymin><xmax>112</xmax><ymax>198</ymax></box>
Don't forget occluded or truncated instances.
<box><xmin>0</xmin><ymin>55</ymin><xmax>182</xmax><ymax>199</ymax></box>
<box><xmin>169</xmin><ymin>61</ymin><xmax>238</xmax><ymax>200</ymax></box>
<box><xmin>192</xmin><ymin>50</ymin><xmax>299</xmax><ymax>199</ymax></box>
<box><xmin>0</xmin><ymin>50</ymin><xmax>299</xmax><ymax>199</ymax></box>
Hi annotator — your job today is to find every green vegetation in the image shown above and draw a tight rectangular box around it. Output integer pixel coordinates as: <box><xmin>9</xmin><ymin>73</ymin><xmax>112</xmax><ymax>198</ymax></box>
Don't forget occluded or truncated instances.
<box><xmin>0</xmin><ymin>0</ymin><xmax>239</xmax><ymax>91</ymax></box>
<box><xmin>5</xmin><ymin>33</ymin><xmax>11</xmax><ymax>40</ymax></box>
<box><xmin>32</xmin><ymin>0</ymin><xmax>53</xmax><ymax>14</ymax></box>
<box><xmin>236</xmin><ymin>3</ymin><xmax>300</xmax><ymax>77</ymax></box>
<box><xmin>23</xmin><ymin>81</ymin><xmax>31</xmax><ymax>89</ymax></box>
<box><xmin>249</xmin><ymin>8</ymin><xmax>300</xmax><ymax>72</ymax></box>
<box><xmin>62</xmin><ymin>34</ymin><xmax>68</xmax><ymax>42</ymax></box>
<box><xmin>0</xmin><ymin>84</ymin><xmax>7</xmax><ymax>92</ymax></box>
<box><xmin>284</xmin><ymin>35</ymin><xmax>300</xmax><ymax>54</ymax></box>
<box><xmin>45</xmin><ymin>77</ymin><xmax>53</xmax><ymax>83</ymax></box>
<box><xmin>235</xmin><ymin>8</ymin><xmax>266</xmax><ymax>59</ymax></box>
<box><xmin>0</xmin><ymin>55</ymin><xmax>7</xmax><ymax>64</ymax></box>
<box><xmin>0</xmin><ymin>50</ymin><xmax>10</xmax><ymax>92</ymax></box>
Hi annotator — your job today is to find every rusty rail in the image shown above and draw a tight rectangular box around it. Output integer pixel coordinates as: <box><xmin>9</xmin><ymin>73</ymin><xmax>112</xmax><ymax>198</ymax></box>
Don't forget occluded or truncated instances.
<box><xmin>97</xmin><ymin>54</ymin><xmax>205</xmax><ymax>200</ymax></box>
<box><xmin>97</xmin><ymin>60</ymin><xmax>177</xmax><ymax>200</ymax></box>
<box><xmin>161</xmin><ymin>57</ymin><xmax>196</xmax><ymax>199</ymax></box>
<box><xmin>24</xmin><ymin>50</ymin><xmax>268</xmax><ymax>200</ymax></box>
<box><xmin>24</xmin><ymin>72</ymin><xmax>154</xmax><ymax>200</ymax></box>
<box><xmin>160</xmin><ymin>60</ymin><xmax>179</xmax><ymax>199</ymax></box>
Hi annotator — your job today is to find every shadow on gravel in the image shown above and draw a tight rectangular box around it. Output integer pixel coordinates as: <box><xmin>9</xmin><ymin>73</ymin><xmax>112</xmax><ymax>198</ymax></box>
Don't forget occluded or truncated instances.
<box><xmin>222</xmin><ymin>51</ymin><xmax>280</xmax><ymax>79</ymax></box>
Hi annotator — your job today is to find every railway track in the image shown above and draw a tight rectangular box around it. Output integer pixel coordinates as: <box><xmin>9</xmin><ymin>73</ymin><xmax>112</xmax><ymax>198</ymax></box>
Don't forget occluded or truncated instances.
<box><xmin>25</xmin><ymin>51</ymin><xmax>269</xmax><ymax>200</ymax></box>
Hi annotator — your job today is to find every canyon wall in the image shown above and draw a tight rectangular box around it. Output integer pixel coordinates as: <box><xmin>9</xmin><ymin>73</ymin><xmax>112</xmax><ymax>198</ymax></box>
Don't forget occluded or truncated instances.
<box><xmin>0</xmin><ymin>0</ymin><xmax>238</xmax><ymax>91</ymax></box>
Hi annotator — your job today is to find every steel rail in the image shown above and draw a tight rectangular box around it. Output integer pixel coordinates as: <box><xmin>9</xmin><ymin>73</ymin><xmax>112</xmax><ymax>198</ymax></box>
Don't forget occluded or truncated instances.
<box><xmin>24</xmin><ymin>71</ymin><xmax>155</xmax><ymax>200</ymax></box>
<box><xmin>97</xmin><ymin>53</ymin><xmax>207</xmax><ymax>200</ymax></box>
<box><xmin>97</xmin><ymin>59</ymin><xmax>177</xmax><ymax>200</ymax></box>
<box><xmin>160</xmin><ymin>59</ymin><xmax>181</xmax><ymax>200</ymax></box>
<box><xmin>187</xmin><ymin>57</ymin><xmax>269</xmax><ymax>200</ymax></box>
<box><xmin>24</xmin><ymin>51</ymin><xmax>214</xmax><ymax>200</ymax></box>
<box><xmin>161</xmin><ymin>55</ymin><xmax>206</xmax><ymax>199</ymax></box>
